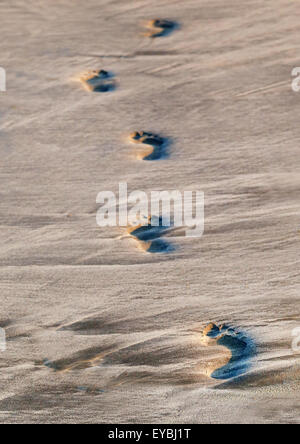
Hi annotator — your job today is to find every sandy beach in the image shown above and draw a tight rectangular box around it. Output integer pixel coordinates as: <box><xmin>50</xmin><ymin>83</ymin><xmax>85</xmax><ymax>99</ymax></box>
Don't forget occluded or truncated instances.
<box><xmin>0</xmin><ymin>0</ymin><xmax>299</xmax><ymax>424</ymax></box>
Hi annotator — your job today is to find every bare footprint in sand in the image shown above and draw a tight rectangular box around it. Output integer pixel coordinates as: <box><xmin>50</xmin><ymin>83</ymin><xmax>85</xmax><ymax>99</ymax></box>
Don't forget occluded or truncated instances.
<box><xmin>127</xmin><ymin>216</ymin><xmax>174</xmax><ymax>253</ymax></box>
<box><xmin>129</xmin><ymin>131</ymin><xmax>169</xmax><ymax>160</ymax></box>
<box><xmin>201</xmin><ymin>323</ymin><xmax>255</xmax><ymax>380</ymax></box>
<box><xmin>76</xmin><ymin>70</ymin><xmax>116</xmax><ymax>92</ymax></box>
<box><xmin>145</xmin><ymin>19</ymin><xmax>178</xmax><ymax>38</ymax></box>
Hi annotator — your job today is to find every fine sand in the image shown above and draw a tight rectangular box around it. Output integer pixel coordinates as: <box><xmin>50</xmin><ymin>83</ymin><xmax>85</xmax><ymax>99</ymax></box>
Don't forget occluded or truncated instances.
<box><xmin>0</xmin><ymin>0</ymin><xmax>299</xmax><ymax>424</ymax></box>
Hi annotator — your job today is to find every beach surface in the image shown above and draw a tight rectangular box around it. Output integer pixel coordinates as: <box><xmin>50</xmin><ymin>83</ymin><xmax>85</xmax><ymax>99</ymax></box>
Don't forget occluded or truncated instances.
<box><xmin>0</xmin><ymin>0</ymin><xmax>299</xmax><ymax>423</ymax></box>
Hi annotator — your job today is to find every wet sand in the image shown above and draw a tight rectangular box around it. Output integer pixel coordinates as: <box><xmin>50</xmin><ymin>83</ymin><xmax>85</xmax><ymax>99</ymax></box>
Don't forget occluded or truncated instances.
<box><xmin>0</xmin><ymin>0</ymin><xmax>299</xmax><ymax>424</ymax></box>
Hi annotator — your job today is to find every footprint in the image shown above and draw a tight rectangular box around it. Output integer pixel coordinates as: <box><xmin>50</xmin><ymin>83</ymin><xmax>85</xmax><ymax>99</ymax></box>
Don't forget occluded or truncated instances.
<box><xmin>77</xmin><ymin>70</ymin><xmax>116</xmax><ymax>92</ymax></box>
<box><xmin>145</xmin><ymin>19</ymin><xmax>178</xmax><ymax>38</ymax></box>
<box><xmin>201</xmin><ymin>323</ymin><xmax>255</xmax><ymax>380</ymax></box>
<box><xmin>127</xmin><ymin>216</ymin><xmax>173</xmax><ymax>253</ymax></box>
<box><xmin>129</xmin><ymin>131</ymin><xmax>169</xmax><ymax>160</ymax></box>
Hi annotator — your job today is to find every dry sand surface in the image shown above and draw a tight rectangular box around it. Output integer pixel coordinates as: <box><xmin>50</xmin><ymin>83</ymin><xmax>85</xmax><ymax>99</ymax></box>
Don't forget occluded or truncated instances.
<box><xmin>0</xmin><ymin>0</ymin><xmax>300</xmax><ymax>424</ymax></box>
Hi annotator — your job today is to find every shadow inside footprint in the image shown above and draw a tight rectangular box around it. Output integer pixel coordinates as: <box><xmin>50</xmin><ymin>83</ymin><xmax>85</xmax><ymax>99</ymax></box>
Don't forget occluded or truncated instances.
<box><xmin>130</xmin><ymin>216</ymin><xmax>170</xmax><ymax>241</ymax></box>
<box><xmin>80</xmin><ymin>70</ymin><xmax>116</xmax><ymax>93</ymax></box>
<box><xmin>203</xmin><ymin>323</ymin><xmax>256</xmax><ymax>380</ymax></box>
<box><xmin>128</xmin><ymin>216</ymin><xmax>174</xmax><ymax>253</ymax></box>
<box><xmin>146</xmin><ymin>19</ymin><xmax>179</xmax><ymax>38</ymax></box>
<box><xmin>130</xmin><ymin>131</ymin><xmax>170</xmax><ymax>161</ymax></box>
<box><xmin>147</xmin><ymin>239</ymin><xmax>172</xmax><ymax>253</ymax></box>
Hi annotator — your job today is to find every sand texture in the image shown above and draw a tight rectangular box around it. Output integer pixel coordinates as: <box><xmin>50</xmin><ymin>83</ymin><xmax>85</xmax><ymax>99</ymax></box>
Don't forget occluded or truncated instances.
<box><xmin>0</xmin><ymin>0</ymin><xmax>299</xmax><ymax>424</ymax></box>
